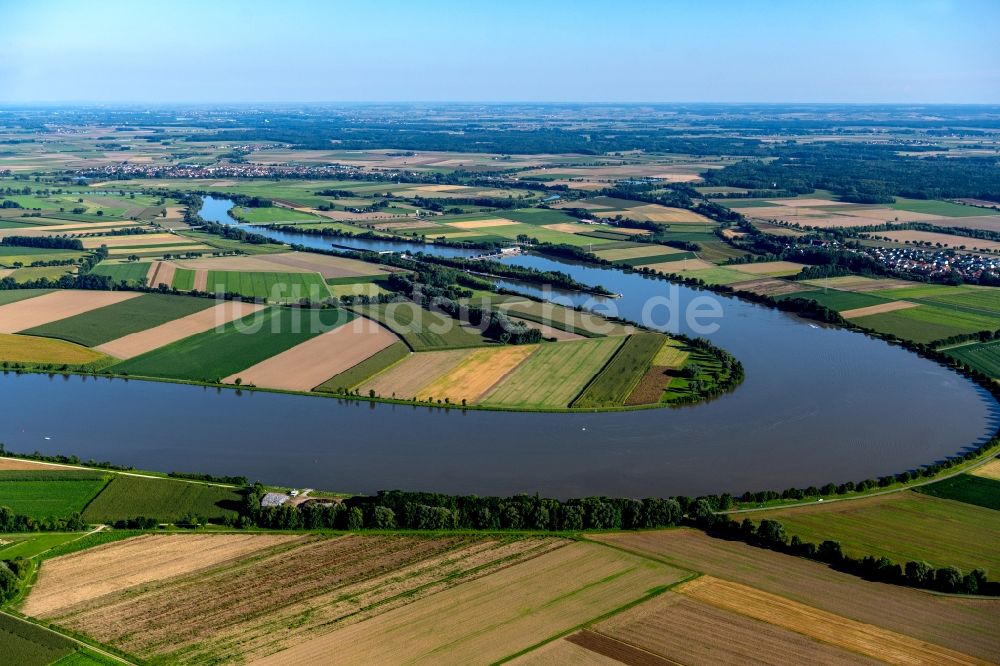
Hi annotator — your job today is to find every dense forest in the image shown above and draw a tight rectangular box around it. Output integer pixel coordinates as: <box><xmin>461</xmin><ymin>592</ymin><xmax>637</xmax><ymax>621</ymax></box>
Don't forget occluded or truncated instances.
<box><xmin>701</xmin><ymin>143</ymin><xmax>1000</xmax><ymax>202</ymax></box>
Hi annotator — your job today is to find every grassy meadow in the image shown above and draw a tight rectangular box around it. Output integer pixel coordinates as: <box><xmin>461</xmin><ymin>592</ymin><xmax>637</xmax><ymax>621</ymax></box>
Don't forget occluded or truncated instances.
<box><xmin>81</xmin><ymin>475</ymin><xmax>242</xmax><ymax>523</ymax></box>
<box><xmin>481</xmin><ymin>337</ymin><xmax>624</xmax><ymax>408</ymax></box>
<box><xmin>0</xmin><ymin>470</ymin><xmax>109</xmax><ymax>519</ymax></box>
<box><xmin>752</xmin><ymin>490</ymin><xmax>1000</xmax><ymax>572</ymax></box>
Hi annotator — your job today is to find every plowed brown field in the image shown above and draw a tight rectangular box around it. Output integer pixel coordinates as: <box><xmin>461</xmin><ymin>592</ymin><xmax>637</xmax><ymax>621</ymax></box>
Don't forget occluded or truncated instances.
<box><xmin>590</xmin><ymin>530</ymin><xmax>1000</xmax><ymax>661</ymax></box>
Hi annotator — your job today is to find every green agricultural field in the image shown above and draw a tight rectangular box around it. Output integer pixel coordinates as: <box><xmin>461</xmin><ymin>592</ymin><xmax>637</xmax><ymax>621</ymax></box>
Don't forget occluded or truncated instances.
<box><xmin>112</xmin><ymin>306</ymin><xmax>354</xmax><ymax>382</ymax></box>
<box><xmin>315</xmin><ymin>340</ymin><xmax>410</xmax><ymax>392</ymax></box>
<box><xmin>0</xmin><ymin>219</ymin><xmax>38</xmax><ymax>229</ymax></box>
<box><xmin>904</xmin><ymin>287</ymin><xmax>1000</xmax><ymax>319</ymax></box>
<box><xmin>753</xmin><ymin>491</ymin><xmax>1000</xmax><ymax>573</ymax></box>
<box><xmin>232</xmin><ymin>206</ymin><xmax>322</xmax><ymax>223</ymax></box>
<box><xmin>501</xmin><ymin>299</ymin><xmax>632</xmax><ymax>337</ymax></box>
<box><xmin>52</xmin><ymin>649</ymin><xmax>124</xmax><ymax>666</ymax></box>
<box><xmin>482</xmin><ymin>337</ymin><xmax>624</xmax><ymax>409</ymax></box>
<box><xmin>177</xmin><ymin>230</ymin><xmax>287</xmax><ymax>255</ymax></box>
<box><xmin>288</xmin><ymin>220</ymin><xmax>377</xmax><ymax>236</ymax></box>
<box><xmin>682</xmin><ymin>267</ymin><xmax>753</xmax><ymax>285</ymax></box>
<box><xmin>0</xmin><ymin>194</ymin><xmax>64</xmax><ymax>210</ymax></box>
<box><xmin>22</xmin><ymin>293</ymin><xmax>216</xmax><ymax>347</ymax></box>
<box><xmin>90</xmin><ymin>261</ymin><xmax>151</xmax><ymax>285</ymax></box>
<box><xmin>719</xmin><ymin>199</ymin><xmax>777</xmax><ymax>208</ymax></box>
<box><xmin>849</xmin><ymin>304</ymin><xmax>1000</xmax><ymax>343</ymax></box>
<box><xmin>0</xmin><ymin>470</ymin><xmax>109</xmax><ymax>519</ymax></box>
<box><xmin>0</xmin><ymin>532</ymin><xmax>89</xmax><ymax>559</ymax></box>
<box><xmin>81</xmin><ymin>474</ymin><xmax>242</xmax><ymax>523</ymax></box>
<box><xmin>206</xmin><ymin>270</ymin><xmax>331</xmax><ymax>302</ymax></box>
<box><xmin>0</xmin><ymin>614</ymin><xmax>77</xmax><ymax>666</ymax></box>
<box><xmin>889</xmin><ymin>197</ymin><xmax>987</xmax><ymax>217</ymax></box>
<box><xmin>172</xmin><ymin>267</ymin><xmax>196</xmax><ymax>291</ymax></box>
<box><xmin>943</xmin><ymin>339</ymin><xmax>1000</xmax><ymax>377</ymax></box>
<box><xmin>500</xmin><ymin>208</ymin><xmax>578</xmax><ymax>225</ymax></box>
<box><xmin>784</xmin><ymin>289</ymin><xmax>893</xmax><ymax>312</ymax></box>
<box><xmin>0</xmin><ymin>289</ymin><xmax>53</xmax><ymax>306</ymax></box>
<box><xmin>9</xmin><ymin>265</ymin><xmax>75</xmax><ymax>282</ymax></box>
<box><xmin>325</xmin><ymin>274</ymin><xmax>389</xmax><ymax>286</ymax></box>
<box><xmin>916</xmin><ymin>474</ymin><xmax>1000</xmax><ymax>511</ymax></box>
<box><xmin>328</xmin><ymin>282</ymin><xmax>390</xmax><ymax>298</ymax></box>
<box><xmin>869</xmin><ymin>284</ymin><xmax>968</xmax><ymax>300</ymax></box>
<box><xmin>572</xmin><ymin>333</ymin><xmax>666</xmax><ymax>408</ymax></box>
<box><xmin>351</xmin><ymin>302</ymin><xmax>495</xmax><ymax>350</ymax></box>
<box><xmin>619</xmin><ymin>251</ymin><xmax>697</xmax><ymax>266</ymax></box>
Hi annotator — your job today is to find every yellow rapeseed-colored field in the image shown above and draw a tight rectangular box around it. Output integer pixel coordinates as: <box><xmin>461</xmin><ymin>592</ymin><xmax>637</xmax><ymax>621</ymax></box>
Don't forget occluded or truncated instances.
<box><xmin>0</xmin><ymin>333</ymin><xmax>109</xmax><ymax>365</ymax></box>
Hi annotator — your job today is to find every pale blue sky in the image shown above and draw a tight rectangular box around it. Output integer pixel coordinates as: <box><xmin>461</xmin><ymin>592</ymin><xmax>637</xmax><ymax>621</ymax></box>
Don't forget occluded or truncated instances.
<box><xmin>1</xmin><ymin>0</ymin><xmax>997</xmax><ymax>104</ymax></box>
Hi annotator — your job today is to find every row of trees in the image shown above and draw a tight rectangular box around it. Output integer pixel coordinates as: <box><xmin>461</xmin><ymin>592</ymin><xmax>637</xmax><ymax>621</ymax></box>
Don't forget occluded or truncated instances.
<box><xmin>700</xmin><ymin>514</ymin><xmax>996</xmax><ymax>595</ymax></box>
<box><xmin>1</xmin><ymin>235</ymin><xmax>83</xmax><ymax>250</ymax></box>
<box><xmin>0</xmin><ymin>506</ymin><xmax>86</xmax><ymax>533</ymax></box>
<box><xmin>240</xmin><ymin>486</ymin><xmax>687</xmax><ymax>532</ymax></box>
<box><xmin>0</xmin><ymin>272</ymin><xmax>112</xmax><ymax>293</ymax></box>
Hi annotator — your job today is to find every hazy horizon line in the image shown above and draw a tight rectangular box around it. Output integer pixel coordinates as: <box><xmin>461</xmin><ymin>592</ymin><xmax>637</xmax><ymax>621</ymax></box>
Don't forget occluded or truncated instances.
<box><xmin>3</xmin><ymin>100</ymin><xmax>1000</xmax><ymax>108</ymax></box>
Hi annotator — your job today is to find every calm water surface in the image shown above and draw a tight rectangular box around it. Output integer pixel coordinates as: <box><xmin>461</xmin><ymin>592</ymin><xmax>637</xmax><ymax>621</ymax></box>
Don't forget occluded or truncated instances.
<box><xmin>0</xmin><ymin>197</ymin><xmax>994</xmax><ymax>498</ymax></box>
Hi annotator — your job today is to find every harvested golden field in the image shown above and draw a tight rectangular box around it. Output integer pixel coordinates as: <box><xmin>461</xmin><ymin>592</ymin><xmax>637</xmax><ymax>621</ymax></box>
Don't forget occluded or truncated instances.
<box><xmin>94</xmin><ymin>301</ymin><xmax>265</xmax><ymax>359</ymax></box>
<box><xmin>24</xmin><ymin>534</ymin><xmax>302</xmax><ymax>617</ymax></box>
<box><xmin>251</xmin><ymin>540</ymin><xmax>686</xmax><ymax>666</ymax></box>
<box><xmin>844</xmin><ymin>208</ymin><xmax>942</xmax><ymax>222</ymax></box>
<box><xmin>594</xmin><ymin>245</ymin><xmax>682</xmax><ymax>261</ymax></box>
<box><xmin>730</xmin><ymin>260</ymin><xmax>808</xmax><ymax>276</ymax></box>
<box><xmin>445</xmin><ymin>218</ymin><xmax>519</xmax><ymax>229</ymax></box>
<box><xmin>222</xmin><ymin>318</ymin><xmax>399</xmax><ymax>391</ymax></box>
<box><xmin>0</xmin><ymin>333</ymin><xmax>108</xmax><ymax>365</ymax></box>
<box><xmin>192</xmin><ymin>269</ymin><xmax>208</xmax><ymax>291</ymax></box>
<box><xmin>146</xmin><ymin>261</ymin><xmax>177</xmax><ymax>288</ymax></box>
<box><xmin>643</xmin><ymin>257</ymin><xmax>715</xmax><ymax>273</ymax></box>
<box><xmin>0</xmin><ymin>290</ymin><xmax>141</xmax><ymax>333</ymax></box>
<box><xmin>0</xmin><ymin>220</ymin><xmax>143</xmax><ymax>238</ymax></box>
<box><xmin>107</xmin><ymin>243</ymin><xmax>212</xmax><ymax>258</ymax></box>
<box><xmin>541</xmin><ymin>222</ymin><xmax>592</xmax><ymax>234</ymax></box>
<box><xmin>590</xmin><ymin>530</ymin><xmax>1000</xmax><ymax>661</ymax></box>
<box><xmin>678</xmin><ymin>576</ymin><xmax>988</xmax><ymax>666</ymax></box>
<box><xmin>417</xmin><ymin>344</ymin><xmax>538</xmax><ymax>403</ymax></box>
<box><xmin>80</xmin><ymin>233</ymin><xmax>185</xmax><ymax>249</ymax></box>
<box><xmin>921</xmin><ymin>215</ymin><xmax>1000</xmax><ymax>233</ymax></box>
<box><xmin>511</xmin><ymin>636</ymin><xmax>620</xmax><ymax>665</ymax></box>
<box><xmin>768</xmin><ymin>198</ymin><xmax>854</xmax><ymax>208</ymax></box>
<box><xmin>628</xmin><ymin>204</ymin><xmax>713</xmax><ymax>224</ymax></box>
<box><xmin>841</xmin><ymin>300</ymin><xmax>918</xmax><ymax>318</ymax></box>
<box><xmin>971</xmin><ymin>458</ymin><xmax>1000</xmax><ymax>480</ymax></box>
<box><xmin>593</xmin><ymin>592</ymin><xmax>877</xmax><ymax>666</ymax></box>
<box><xmin>175</xmin><ymin>251</ymin><xmax>391</xmax><ymax>279</ymax></box>
<box><xmin>732</xmin><ymin>277</ymin><xmax>815</xmax><ymax>297</ymax></box>
<box><xmin>359</xmin><ymin>348</ymin><xmax>472</xmax><ymax>399</ymax></box>
<box><xmin>40</xmin><ymin>534</ymin><xmax>566</xmax><ymax>664</ymax></box>
<box><xmin>800</xmin><ymin>276</ymin><xmax>914</xmax><ymax>292</ymax></box>
<box><xmin>500</xmin><ymin>300</ymin><xmax>634</xmax><ymax>337</ymax></box>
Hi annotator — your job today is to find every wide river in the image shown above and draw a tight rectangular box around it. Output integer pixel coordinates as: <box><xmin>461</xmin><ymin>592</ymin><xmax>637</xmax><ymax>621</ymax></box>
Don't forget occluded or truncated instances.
<box><xmin>1</xmin><ymin>197</ymin><xmax>995</xmax><ymax>498</ymax></box>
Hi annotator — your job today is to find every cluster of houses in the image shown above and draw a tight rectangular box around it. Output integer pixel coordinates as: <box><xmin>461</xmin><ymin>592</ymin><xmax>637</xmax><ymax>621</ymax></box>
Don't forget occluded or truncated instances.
<box><xmin>866</xmin><ymin>245</ymin><xmax>1000</xmax><ymax>280</ymax></box>
<box><xmin>76</xmin><ymin>161</ymin><xmax>367</xmax><ymax>181</ymax></box>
